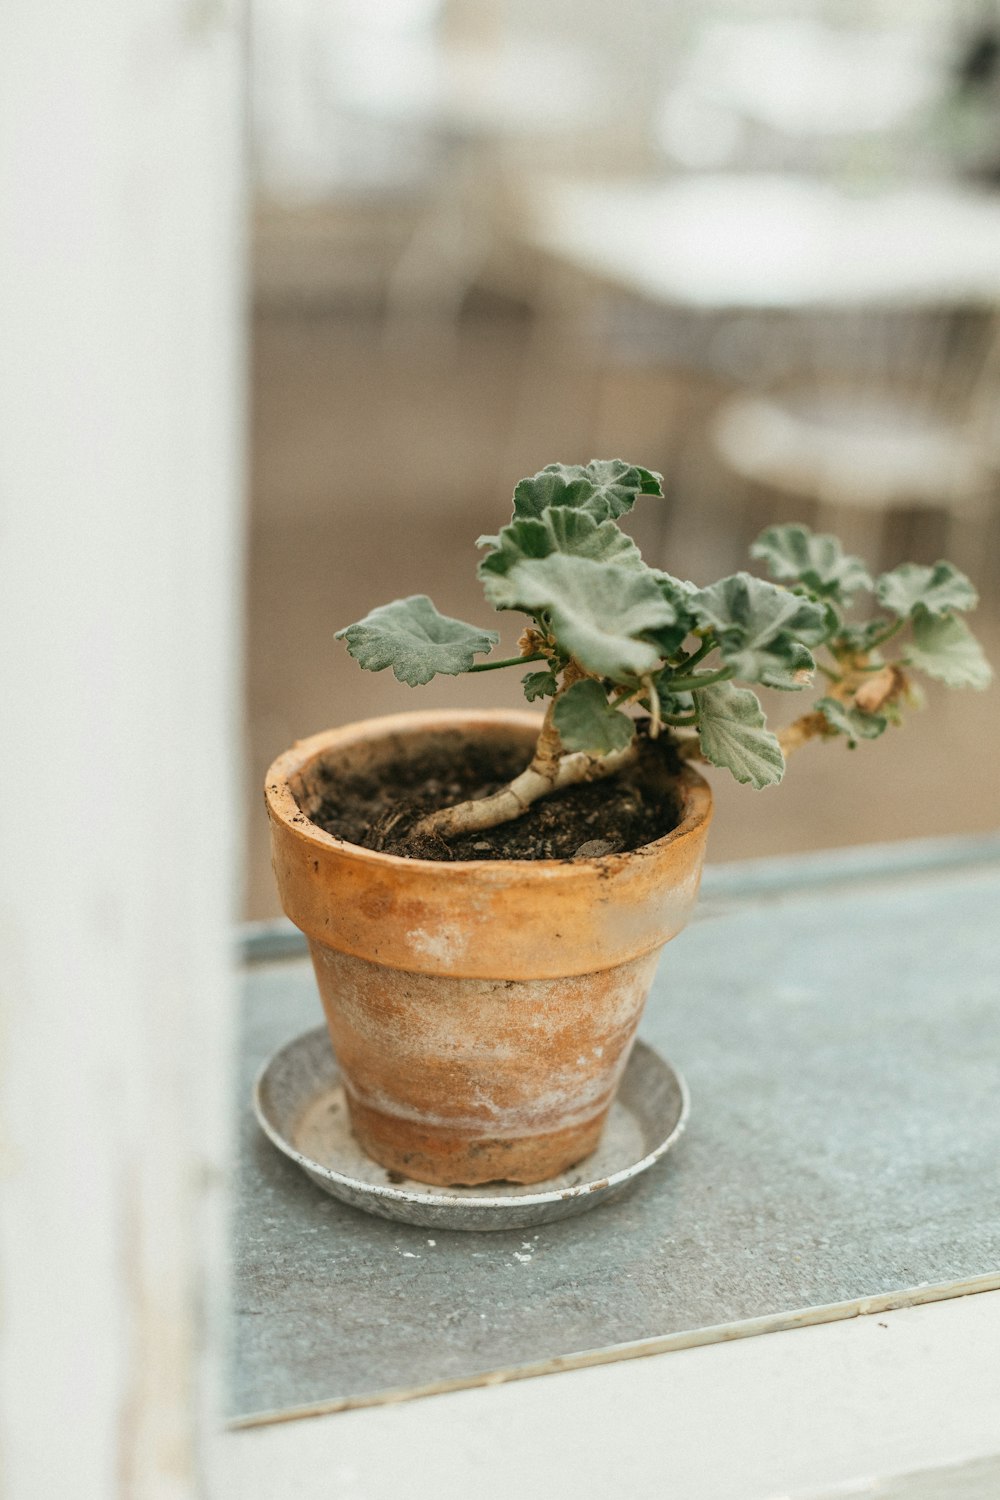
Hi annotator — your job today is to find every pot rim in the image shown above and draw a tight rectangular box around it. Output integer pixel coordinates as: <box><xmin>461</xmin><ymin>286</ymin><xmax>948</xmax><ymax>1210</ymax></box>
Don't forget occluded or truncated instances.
<box><xmin>265</xmin><ymin>708</ymin><xmax>712</xmax><ymax>877</ymax></box>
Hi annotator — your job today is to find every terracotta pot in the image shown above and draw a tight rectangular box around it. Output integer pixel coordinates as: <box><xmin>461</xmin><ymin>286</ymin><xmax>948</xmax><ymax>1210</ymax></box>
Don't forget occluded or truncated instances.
<box><xmin>265</xmin><ymin>710</ymin><xmax>712</xmax><ymax>1187</ymax></box>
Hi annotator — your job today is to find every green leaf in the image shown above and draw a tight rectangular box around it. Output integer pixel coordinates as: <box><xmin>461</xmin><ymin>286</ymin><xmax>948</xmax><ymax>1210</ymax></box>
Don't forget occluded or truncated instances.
<box><xmin>585</xmin><ymin>459</ymin><xmax>663</xmax><ymax>514</ymax></box>
<box><xmin>512</xmin><ymin>466</ymin><xmax>595</xmax><ymax>521</ymax></box>
<box><xmin>832</xmin><ymin>618</ymin><xmax>893</xmax><ymax>655</ymax></box>
<box><xmin>652</xmin><ymin>570</ymin><xmax>699</xmax><ymax>608</ymax></box>
<box><xmin>642</xmin><ymin>621</ymin><xmax>695</xmax><ymax>658</ymax></box>
<box><xmin>876</xmin><ymin>561</ymin><xmax>978</xmax><ymax>618</ymax></box>
<box><xmin>905</xmin><ymin>608</ymin><xmax>993</xmax><ymax>689</ymax></box>
<box><xmin>657</xmin><ymin>686</ymin><xmax>695</xmax><ymax>717</ymax></box>
<box><xmin>553</xmin><ymin>679</ymin><xmax>636</xmax><ymax>755</ymax></box>
<box><xmin>335</xmin><ymin>595</ymin><xmax>498</xmax><ymax>687</ymax></box>
<box><xmin>522</xmin><ymin>669</ymin><xmax>559</xmax><ymax>702</ymax></box>
<box><xmin>544</xmin><ymin>507</ymin><xmax>646</xmax><ymax>568</ymax></box>
<box><xmin>478</xmin><ymin>508</ymin><xmax>644</xmax><ymax>586</ymax></box>
<box><xmin>691</xmin><ymin>573</ymin><xmax>827</xmax><ymax>686</ymax></box>
<box><xmin>816</xmin><ymin>696</ymin><xmax>888</xmax><ymax>746</ymax></box>
<box><xmin>694</xmin><ymin>682</ymin><xmax>785</xmax><ymax>788</ymax></box>
<box><xmin>477</xmin><ymin>518</ymin><xmax>553</xmax><ymax>582</ymax></box>
<box><xmin>756</xmin><ymin>640</ymin><xmax>818</xmax><ymax>690</ymax></box>
<box><xmin>751</xmin><ymin>524</ymin><xmax>873</xmax><ymax>603</ymax></box>
<box><xmin>512</xmin><ymin>459</ymin><xmax>662</xmax><ymax>524</ymax></box>
<box><xmin>635</xmin><ymin>571</ymin><xmax>700</xmax><ymax>657</ymax></box>
<box><xmin>483</xmin><ymin>554</ymin><xmax>675</xmax><ymax>682</ymax></box>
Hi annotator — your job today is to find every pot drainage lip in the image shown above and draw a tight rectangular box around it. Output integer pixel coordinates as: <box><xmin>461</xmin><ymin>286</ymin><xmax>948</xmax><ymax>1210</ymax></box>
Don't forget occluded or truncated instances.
<box><xmin>252</xmin><ymin>1028</ymin><xmax>689</xmax><ymax>1231</ymax></box>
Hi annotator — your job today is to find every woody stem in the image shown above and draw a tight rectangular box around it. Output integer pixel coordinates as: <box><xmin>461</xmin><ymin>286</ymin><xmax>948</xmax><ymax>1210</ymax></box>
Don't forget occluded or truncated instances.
<box><xmin>411</xmin><ymin>659</ymin><xmax>635</xmax><ymax>840</ymax></box>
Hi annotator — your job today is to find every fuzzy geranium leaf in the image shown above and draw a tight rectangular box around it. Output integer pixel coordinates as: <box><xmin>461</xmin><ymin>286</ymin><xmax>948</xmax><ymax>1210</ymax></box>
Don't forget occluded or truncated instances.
<box><xmin>512</xmin><ymin>459</ymin><xmax>662</xmax><ymax>524</ymax></box>
<box><xmin>336</xmin><ymin>595</ymin><xmax>498</xmax><ymax>686</ymax></box>
<box><xmin>832</xmin><ymin>618</ymin><xmax>893</xmax><ymax>655</ymax></box>
<box><xmin>486</xmin><ymin>554</ymin><xmax>674</xmax><ymax>681</ymax></box>
<box><xmin>756</xmin><ymin>640</ymin><xmax>817</xmax><ymax>690</ymax></box>
<box><xmin>521</xmin><ymin>669</ymin><xmax>559</xmax><ymax>701</ymax></box>
<box><xmin>691</xmin><ymin>573</ymin><xmax>827</xmax><ymax>686</ymax></box>
<box><xmin>652</xmin><ymin>570</ymin><xmax>699</xmax><ymax>608</ymax></box>
<box><xmin>553</xmin><ymin>679</ymin><xmax>636</xmax><ymax>755</ymax></box>
<box><xmin>642</xmin><ymin>621</ymin><xmax>694</xmax><ymax>658</ymax></box>
<box><xmin>904</xmin><ymin>608</ymin><xmax>993</xmax><ymax>688</ymax></box>
<box><xmin>476</xmin><ymin>518</ymin><xmax>553</xmax><ymax>581</ymax></box>
<box><xmin>876</xmin><ymin>561</ymin><xmax>979</xmax><ymax>618</ymax></box>
<box><xmin>640</xmin><ymin>570</ymin><xmax>699</xmax><ymax>656</ymax></box>
<box><xmin>751</xmin><ymin>524</ymin><xmax>872</xmax><ymax>603</ymax></box>
<box><xmin>478</xmin><ymin>509</ymin><xmax>644</xmax><ymax>586</ymax></box>
<box><xmin>511</xmin><ymin>466</ymin><xmax>595</xmax><ymax>521</ymax></box>
<box><xmin>544</xmin><ymin>507</ymin><xmax>647</xmax><ymax>567</ymax></box>
<box><xmin>694</xmin><ymin>681</ymin><xmax>784</xmax><ymax>788</ymax></box>
<box><xmin>816</xmin><ymin>696</ymin><xmax>888</xmax><ymax>746</ymax></box>
<box><xmin>584</xmin><ymin>459</ymin><xmax>663</xmax><ymax>513</ymax></box>
<box><xmin>656</xmin><ymin>685</ymin><xmax>695</xmax><ymax>717</ymax></box>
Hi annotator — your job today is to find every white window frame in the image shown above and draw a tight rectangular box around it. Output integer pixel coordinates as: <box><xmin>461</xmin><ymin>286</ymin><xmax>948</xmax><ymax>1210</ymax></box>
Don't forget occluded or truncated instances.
<box><xmin>1</xmin><ymin>2</ymin><xmax>244</xmax><ymax>1495</ymax></box>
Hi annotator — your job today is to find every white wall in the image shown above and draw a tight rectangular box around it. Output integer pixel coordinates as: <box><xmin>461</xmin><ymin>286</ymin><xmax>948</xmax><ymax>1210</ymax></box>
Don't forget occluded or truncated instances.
<box><xmin>0</xmin><ymin>3</ymin><xmax>246</xmax><ymax>1496</ymax></box>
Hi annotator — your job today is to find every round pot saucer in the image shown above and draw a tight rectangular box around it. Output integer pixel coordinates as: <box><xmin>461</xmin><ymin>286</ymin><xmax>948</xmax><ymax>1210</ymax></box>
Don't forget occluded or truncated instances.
<box><xmin>253</xmin><ymin>1027</ymin><xmax>689</xmax><ymax>1232</ymax></box>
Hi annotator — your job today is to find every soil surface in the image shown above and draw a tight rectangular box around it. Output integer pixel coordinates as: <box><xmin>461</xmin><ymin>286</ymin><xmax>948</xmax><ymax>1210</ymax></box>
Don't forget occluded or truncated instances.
<box><xmin>306</xmin><ymin>731</ymin><xmax>683</xmax><ymax>861</ymax></box>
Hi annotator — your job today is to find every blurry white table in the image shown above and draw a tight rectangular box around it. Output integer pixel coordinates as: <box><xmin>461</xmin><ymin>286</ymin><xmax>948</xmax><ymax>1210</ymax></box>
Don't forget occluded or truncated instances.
<box><xmin>519</xmin><ymin>173</ymin><xmax>1000</xmax><ymax>310</ymax></box>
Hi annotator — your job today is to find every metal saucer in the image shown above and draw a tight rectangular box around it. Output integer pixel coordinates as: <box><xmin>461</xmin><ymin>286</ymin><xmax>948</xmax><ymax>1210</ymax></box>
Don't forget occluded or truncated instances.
<box><xmin>253</xmin><ymin>1027</ymin><xmax>689</xmax><ymax>1232</ymax></box>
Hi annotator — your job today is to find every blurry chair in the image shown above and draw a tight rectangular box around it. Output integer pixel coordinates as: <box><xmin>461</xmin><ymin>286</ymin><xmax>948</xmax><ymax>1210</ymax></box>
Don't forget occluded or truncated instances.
<box><xmin>377</xmin><ymin>6</ymin><xmax>631</xmax><ymax>351</ymax></box>
<box><xmin>710</xmin><ymin>309</ymin><xmax>1000</xmax><ymax>571</ymax></box>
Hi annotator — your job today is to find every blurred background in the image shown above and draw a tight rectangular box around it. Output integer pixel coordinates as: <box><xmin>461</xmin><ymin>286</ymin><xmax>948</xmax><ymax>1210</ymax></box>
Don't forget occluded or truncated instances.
<box><xmin>245</xmin><ymin>0</ymin><xmax>1000</xmax><ymax>919</ymax></box>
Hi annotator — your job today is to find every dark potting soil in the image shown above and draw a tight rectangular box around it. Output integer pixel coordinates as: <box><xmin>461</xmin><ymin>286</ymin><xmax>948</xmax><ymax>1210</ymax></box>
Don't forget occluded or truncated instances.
<box><xmin>306</xmin><ymin>732</ymin><xmax>683</xmax><ymax>862</ymax></box>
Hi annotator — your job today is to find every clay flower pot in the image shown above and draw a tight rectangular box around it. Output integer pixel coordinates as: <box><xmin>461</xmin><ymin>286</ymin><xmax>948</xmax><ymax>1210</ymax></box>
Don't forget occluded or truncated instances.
<box><xmin>265</xmin><ymin>710</ymin><xmax>712</xmax><ymax>1187</ymax></box>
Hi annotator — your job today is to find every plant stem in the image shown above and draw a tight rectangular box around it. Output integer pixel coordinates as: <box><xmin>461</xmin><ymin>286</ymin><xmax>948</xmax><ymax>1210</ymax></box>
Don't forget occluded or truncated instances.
<box><xmin>609</xmin><ymin>681</ymin><xmax>644</xmax><ymax>708</ymax></box>
<box><xmin>865</xmin><ymin>618</ymin><xmax>906</xmax><ymax>651</ymax></box>
<box><xmin>777</xmin><ymin>712</ymin><xmax>836</xmax><ymax>757</ymax></box>
<box><xmin>412</xmin><ymin>656</ymin><xmax>639</xmax><ymax>840</ymax></box>
<box><xmin>529</xmin><ymin>658</ymin><xmax>586</xmax><ymax>778</ymax></box>
<box><xmin>677</xmin><ymin>636</ymin><xmax>716</xmax><ymax>673</ymax></box>
<box><xmin>467</xmin><ymin>651</ymin><xmax>548</xmax><ymax>673</ymax></box>
<box><xmin>666</xmin><ymin>666</ymin><xmax>735</xmax><ymax>693</ymax></box>
<box><xmin>410</xmin><ymin>740</ymin><xmax>640</xmax><ymax>840</ymax></box>
<box><xmin>646</xmin><ymin>675</ymin><xmax>662</xmax><ymax>738</ymax></box>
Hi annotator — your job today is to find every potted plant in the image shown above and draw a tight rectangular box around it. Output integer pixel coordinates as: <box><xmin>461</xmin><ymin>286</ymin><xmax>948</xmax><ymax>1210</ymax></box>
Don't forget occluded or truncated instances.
<box><xmin>265</xmin><ymin>460</ymin><xmax>991</xmax><ymax>1188</ymax></box>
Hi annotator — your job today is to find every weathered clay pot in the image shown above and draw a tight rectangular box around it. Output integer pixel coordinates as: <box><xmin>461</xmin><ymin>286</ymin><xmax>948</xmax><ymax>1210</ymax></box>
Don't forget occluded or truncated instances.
<box><xmin>265</xmin><ymin>710</ymin><xmax>712</xmax><ymax>1187</ymax></box>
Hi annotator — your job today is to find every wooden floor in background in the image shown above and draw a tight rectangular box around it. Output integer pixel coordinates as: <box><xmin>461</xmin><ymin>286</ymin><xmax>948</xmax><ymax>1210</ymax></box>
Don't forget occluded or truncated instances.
<box><xmin>245</xmin><ymin>307</ymin><xmax>1000</xmax><ymax>919</ymax></box>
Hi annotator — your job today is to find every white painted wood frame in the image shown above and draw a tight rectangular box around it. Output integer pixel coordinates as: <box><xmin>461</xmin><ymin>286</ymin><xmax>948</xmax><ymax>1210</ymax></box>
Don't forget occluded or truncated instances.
<box><xmin>0</xmin><ymin>2</ymin><xmax>246</xmax><ymax>1496</ymax></box>
<box><xmin>214</xmin><ymin>1289</ymin><xmax>1000</xmax><ymax>1500</ymax></box>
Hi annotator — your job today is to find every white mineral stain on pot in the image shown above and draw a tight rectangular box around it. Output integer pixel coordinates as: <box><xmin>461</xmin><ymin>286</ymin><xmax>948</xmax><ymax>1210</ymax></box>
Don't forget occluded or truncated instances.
<box><xmin>346</xmin><ymin>1052</ymin><xmax>621</xmax><ymax>1131</ymax></box>
<box><xmin>406</xmin><ymin>925</ymin><xmax>470</xmax><ymax>967</ymax></box>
